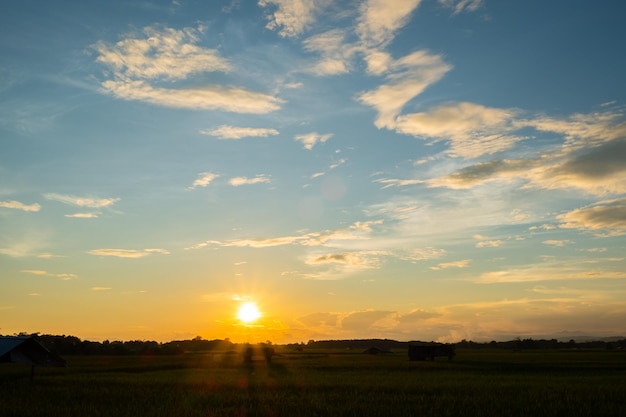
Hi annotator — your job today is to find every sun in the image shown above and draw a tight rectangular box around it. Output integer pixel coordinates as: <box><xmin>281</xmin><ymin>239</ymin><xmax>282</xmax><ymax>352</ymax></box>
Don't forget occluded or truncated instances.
<box><xmin>237</xmin><ymin>301</ymin><xmax>262</xmax><ymax>324</ymax></box>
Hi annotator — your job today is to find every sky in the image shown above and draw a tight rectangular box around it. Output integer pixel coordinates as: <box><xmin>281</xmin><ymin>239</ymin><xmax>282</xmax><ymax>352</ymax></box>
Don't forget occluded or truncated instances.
<box><xmin>1</xmin><ymin>0</ymin><xmax>626</xmax><ymax>344</ymax></box>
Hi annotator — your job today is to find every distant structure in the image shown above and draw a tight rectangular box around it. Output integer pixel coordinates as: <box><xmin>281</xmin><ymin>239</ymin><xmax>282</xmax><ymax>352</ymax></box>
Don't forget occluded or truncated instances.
<box><xmin>363</xmin><ymin>346</ymin><xmax>392</xmax><ymax>355</ymax></box>
<box><xmin>0</xmin><ymin>336</ymin><xmax>66</xmax><ymax>381</ymax></box>
<box><xmin>408</xmin><ymin>343</ymin><xmax>455</xmax><ymax>361</ymax></box>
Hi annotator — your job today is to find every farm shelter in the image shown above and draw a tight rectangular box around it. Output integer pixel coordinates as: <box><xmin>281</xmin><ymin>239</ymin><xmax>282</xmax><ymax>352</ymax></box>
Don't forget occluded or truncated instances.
<box><xmin>0</xmin><ymin>336</ymin><xmax>66</xmax><ymax>381</ymax></box>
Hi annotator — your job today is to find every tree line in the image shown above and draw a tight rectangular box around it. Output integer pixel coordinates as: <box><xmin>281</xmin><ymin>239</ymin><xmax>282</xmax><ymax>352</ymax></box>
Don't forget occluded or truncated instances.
<box><xmin>4</xmin><ymin>333</ymin><xmax>625</xmax><ymax>356</ymax></box>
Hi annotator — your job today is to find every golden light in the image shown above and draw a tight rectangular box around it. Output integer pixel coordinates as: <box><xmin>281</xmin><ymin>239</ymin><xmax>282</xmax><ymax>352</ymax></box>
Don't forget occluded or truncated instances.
<box><xmin>237</xmin><ymin>301</ymin><xmax>261</xmax><ymax>324</ymax></box>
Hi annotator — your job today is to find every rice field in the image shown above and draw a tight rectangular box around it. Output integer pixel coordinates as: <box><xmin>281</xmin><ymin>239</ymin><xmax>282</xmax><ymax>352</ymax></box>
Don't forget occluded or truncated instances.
<box><xmin>1</xmin><ymin>348</ymin><xmax>625</xmax><ymax>416</ymax></box>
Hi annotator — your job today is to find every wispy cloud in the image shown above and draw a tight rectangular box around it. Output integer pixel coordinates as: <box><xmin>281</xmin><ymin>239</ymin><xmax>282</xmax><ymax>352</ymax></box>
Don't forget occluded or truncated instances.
<box><xmin>399</xmin><ymin>247</ymin><xmax>447</xmax><ymax>263</ymax></box>
<box><xmin>259</xmin><ymin>0</ymin><xmax>330</xmax><ymax>38</ymax></box>
<box><xmin>395</xmin><ymin>102</ymin><xmax>522</xmax><ymax>158</ymax></box>
<box><xmin>99</xmin><ymin>81</ymin><xmax>282</xmax><ymax>113</ymax></box>
<box><xmin>475</xmin><ymin>265</ymin><xmax>626</xmax><ymax>284</ymax></box>
<box><xmin>558</xmin><ymin>198</ymin><xmax>626</xmax><ymax>237</ymax></box>
<box><xmin>438</xmin><ymin>0</ymin><xmax>484</xmax><ymax>14</ymax></box>
<box><xmin>43</xmin><ymin>193</ymin><xmax>119</xmax><ymax>208</ymax></box>
<box><xmin>329</xmin><ymin>158</ymin><xmax>347</xmax><ymax>170</ymax></box>
<box><xmin>358</xmin><ymin>50</ymin><xmax>451</xmax><ymax>130</ymax></box>
<box><xmin>431</xmin><ymin>259</ymin><xmax>470</xmax><ymax>270</ymax></box>
<box><xmin>187</xmin><ymin>220</ymin><xmax>383</xmax><ymax>250</ymax></box>
<box><xmin>20</xmin><ymin>269</ymin><xmax>47</xmax><ymax>275</ymax></box>
<box><xmin>427</xmin><ymin>114</ymin><xmax>626</xmax><ymax>195</ymax></box>
<box><xmin>475</xmin><ymin>240</ymin><xmax>503</xmax><ymax>248</ymax></box>
<box><xmin>294</xmin><ymin>132</ymin><xmax>333</xmax><ymax>150</ymax></box>
<box><xmin>543</xmin><ymin>240</ymin><xmax>570</xmax><ymax>247</ymax></box>
<box><xmin>200</xmin><ymin>125</ymin><xmax>279</xmax><ymax>139</ymax></box>
<box><xmin>88</xmin><ymin>248</ymin><xmax>170</xmax><ymax>258</ymax></box>
<box><xmin>303</xmin><ymin>250</ymin><xmax>389</xmax><ymax>279</ymax></box>
<box><xmin>374</xmin><ymin>178</ymin><xmax>425</xmax><ymax>189</ymax></box>
<box><xmin>303</xmin><ymin>29</ymin><xmax>355</xmax><ymax>75</ymax></box>
<box><xmin>0</xmin><ymin>200</ymin><xmax>41</xmax><ymax>212</ymax></box>
<box><xmin>356</xmin><ymin>0</ymin><xmax>422</xmax><ymax>49</ymax></box>
<box><xmin>94</xmin><ymin>26</ymin><xmax>231</xmax><ymax>80</ymax></box>
<box><xmin>65</xmin><ymin>212</ymin><xmax>99</xmax><ymax>218</ymax></box>
<box><xmin>92</xmin><ymin>287</ymin><xmax>112</xmax><ymax>291</ymax></box>
<box><xmin>189</xmin><ymin>172</ymin><xmax>220</xmax><ymax>189</ymax></box>
<box><xmin>21</xmin><ymin>269</ymin><xmax>77</xmax><ymax>280</ymax></box>
<box><xmin>93</xmin><ymin>26</ymin><xmax>282</xmax><ymax>113</ymax></box>
<box><xmin>228</xmin><ymin>175</ymin><xmax>271</xmax><ymax>186</ymax></box>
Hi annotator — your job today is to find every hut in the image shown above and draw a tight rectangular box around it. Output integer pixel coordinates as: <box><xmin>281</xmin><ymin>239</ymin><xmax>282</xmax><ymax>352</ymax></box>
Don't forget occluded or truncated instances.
<box><xmin>363</xmin><ymin>346</ymin><xmax>392</xmax><ymax>355</ymax></box>
<box><xmin>0</xmin><ymin>336</ymin><xmax>66</xmax><ymax>381</ymax></box>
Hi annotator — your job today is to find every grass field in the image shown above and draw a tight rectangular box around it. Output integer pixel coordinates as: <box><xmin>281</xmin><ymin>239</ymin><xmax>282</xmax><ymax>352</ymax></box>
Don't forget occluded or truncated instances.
<box><xmin>1</xmin><ymin>348</ymin><xmax>625</xmax><ymax>416</ymax></box>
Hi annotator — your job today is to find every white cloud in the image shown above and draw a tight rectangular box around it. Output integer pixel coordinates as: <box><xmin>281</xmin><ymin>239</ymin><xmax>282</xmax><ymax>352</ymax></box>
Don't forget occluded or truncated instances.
<box><xmin>358</xmin><ymin>50</ymin><xmax>451</xmax><ymax>130</ymax></box>
<box><xmin>189</xmin><ymin>172</ymin><xmax>220</xmax><ymax>189</ymax></box>
<box><xmin>428</xmin><ymin>120</ymin><xmax>626</xmax><ymax>195</ymax></box>
<box><xmin>475</xmin><ymin>265</ymin><xmax>626</xmax><ymax>283</ymax></box>
<box><xmin>100</xmin><ymin>80</ymin><xmax>282</xmax><ymax>113</ymax></box>
<box><xmin>93</xmin><ymin>26</ymin><xmax>282</xmax><ymax>113</ymax></box>
<box><xmin>438</xmin><ymin>0</ymin><xmax>484</xmax><ymax>14</ymax></box>
<box><xmin>65</xmin><ymin>212</ymin><xmax>99</xmax><ymax>218</ymax></box>
<box><xmin>399</xmin><ymin>247</ymin><xmax>447</xmax><ymax>263</ymax></box>
<box><xmin>542</xmin><ymin>240</ymin><xmax>570</xmax><ymax>247</ymax></box>
<box><xmin>303</xmin><ymin>29</ymin><xmax>355</xmax><ymax>75</ymax></box>
<box><xmin>259</xmin><ymin>0</ymin><xmax>330</xmax><ymax>38</ymax></box>
<box><xmin>430</xmin><ymin>259</ymin><xmax>470</xmax><ymax>270</ymax></box>
<box><xmin>200</xmin><ymin>125</ymin><xmax>279</xmax><ymax>139</ymax></box>
<box><xmin>294</xmin><ymin>132</ymin><xmax>333</xmax><ymax>150</ymax></box>
<box><xmin>395</xmin><ymin>102</ymin><xmax>522</xmax><ymax>158</ymax></box>
<box><xmin>88</xmin><ymin>248</ymin><xmax>169</xmax><ymax>258</ymax></box>
<box><xmin>188</xmin><ymin>220</ymin><xmax>383</xmax><ymax>250</ymax></box>
<box><xmin>356</xmin><ymin>0</ymin><xmax>422</xmax><ymax>48</ymax></box>
<box><xmin>43</xmin><ymin>193</ymin><xmax>119</xmax><ymax>208</ymax></box>
<box><xmin>0</xmin><ymin>200</ymin><xmax>41</xmax><ymax>212</ymax></box>
<box><xmin>93</xmin><ymin>26</ymin><xmax>231</xmax><ymax>81</ymax></box>
<box><xmin>301</xmin><ymin>250</ymin><xmax>390</xmax><ymax>279</ymax></box>
<box><xmin>374</xmin><ymin>178</ymin><xmax>425</xmax><ymax>189</ymax></box>
<box><xmin>476</xmin><ymin>240</ymin><xmax>503</xmax><ymax>248</ymax></box>
<box><xmin>524</xmin><ymin>111</ymin><xmax>626</xmax><ymax>150</ymax></box>
<box><xmin>228</xmin><ymin>175</ymin><xmax>271</xmax><ymax>186</ymax></box>
<box><xmin>329</xmin><ymin>159</ymin><xmax>346</xmax><ymax>170</ymax></box>
<box><xmin>21</xmin><ymin>270</ymin><xmax>77</xmax><ymax>280</ymax></box>
<box><xmin>20</xmin><ymin>269</ymin><xmax>47</xmax><ymax>275</ymax></box>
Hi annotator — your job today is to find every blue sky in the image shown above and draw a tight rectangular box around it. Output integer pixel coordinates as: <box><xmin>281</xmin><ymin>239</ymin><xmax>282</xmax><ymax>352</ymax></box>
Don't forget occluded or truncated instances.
<box><xmin>1</xmin><ymin>0</ymin><xmax>625</xmax><ymax>343</ymax></box>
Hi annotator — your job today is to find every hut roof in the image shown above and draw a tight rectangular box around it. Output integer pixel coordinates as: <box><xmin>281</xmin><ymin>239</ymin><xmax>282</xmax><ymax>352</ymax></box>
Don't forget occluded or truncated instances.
<box><xmin>363</xmin><ymin>346</ymin><xmax>392</xmax><ymax>355</ymax></box>
<box><xmin>0</xmin><ymin>336</ymin><xmax>66</xmax><ymax>367</ymax></box>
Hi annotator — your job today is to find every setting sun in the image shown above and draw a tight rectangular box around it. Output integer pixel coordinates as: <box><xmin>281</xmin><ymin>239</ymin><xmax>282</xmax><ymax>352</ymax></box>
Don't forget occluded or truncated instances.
<box><xmin>237</xmin><ymin>302</ymin><xmax>262</xmax><ymax>324</ymax></box>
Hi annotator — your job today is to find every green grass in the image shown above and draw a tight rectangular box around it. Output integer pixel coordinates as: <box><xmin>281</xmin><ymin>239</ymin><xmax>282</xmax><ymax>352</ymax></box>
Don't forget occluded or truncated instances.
<box><xmin>1</xmin><ymin>349</ymin><xmax>625</xmax><ymax>416</ymax></box>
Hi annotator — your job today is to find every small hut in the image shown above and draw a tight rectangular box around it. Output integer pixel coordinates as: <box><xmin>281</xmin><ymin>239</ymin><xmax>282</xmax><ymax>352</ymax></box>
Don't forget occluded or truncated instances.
<box><xmin>363</xmin><ymin>346</ymin><xmax>392</xmax><ymax>355</ymax></box>
<box><xmin>0</xmin><ymin>336</ymin><xmax>66</xmax><ymax>381</ymax></box>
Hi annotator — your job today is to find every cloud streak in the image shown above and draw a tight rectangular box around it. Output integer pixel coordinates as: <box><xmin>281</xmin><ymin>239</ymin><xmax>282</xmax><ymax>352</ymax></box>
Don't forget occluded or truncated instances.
<box><xmin>43</xmin><ymin>193</ymin><xmax>119</xmax><ymax>208</ymax></box>
<box><xmin>558</xmin><ymin>199</ymin><xmax>626</xmax><ymax>237</ymax></box>
<box><xmin>93</xmin><ymin>26</ymin><xmax>282</xmax><ymax>113</ymax></box>
<box><xmin>228</xmin><ymin>175</ymin><xmax>272</xmax><ymax>186</ymax></box>
<box><xmin>358</xmin><ymin>50</ymin><xmax>451</xmax><ymax>130</ymax></box>
<box><xmin>294</xmin><ymin>132</ymin><xmax>333</xmax><ymax>150</ymax></box>
<box><xmin>259</xmin><ymin>0</ymin><xmax>330</xmax><ymax>38</ymax></box>
<box><xmin>0</xmin><ymin>200</ymin><xmax>41</xmax><ymax>212</ymax></box>
<box><xmin>88</xmin><ymin>248</ymin><xmax>170</xmax><ymax>258</ymax></box>
<box><xmin>189</xmin><ymin>172</ymin><xmax>220</xmax><ymax>189</ymax></box>
<box><xmin>200</xmin><ymin>125</ymin><xmax>279</xmax><ymax>139</ymax></box>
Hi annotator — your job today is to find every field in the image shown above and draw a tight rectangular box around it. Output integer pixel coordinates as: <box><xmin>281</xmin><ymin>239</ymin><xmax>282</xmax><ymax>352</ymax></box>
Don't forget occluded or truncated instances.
<box><xmin>1</xmin><ymin>348</ymin><xmax>625</xmax><ymax>416</ymax></box>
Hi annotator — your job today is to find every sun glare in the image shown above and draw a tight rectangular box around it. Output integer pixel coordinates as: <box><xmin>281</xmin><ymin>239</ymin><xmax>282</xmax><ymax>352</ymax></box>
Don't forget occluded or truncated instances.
<box><xmin>237</xmin><ymin>301</ymin><xmax>261</xmax><ymax>324</ymax></box>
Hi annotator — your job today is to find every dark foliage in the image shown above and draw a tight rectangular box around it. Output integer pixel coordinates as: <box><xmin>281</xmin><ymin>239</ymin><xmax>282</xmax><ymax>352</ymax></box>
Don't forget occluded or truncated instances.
<box><xmin>3</xmin><ymin>333</ymin><xmax>625</xmax><ymax>356</ymax></box>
